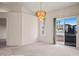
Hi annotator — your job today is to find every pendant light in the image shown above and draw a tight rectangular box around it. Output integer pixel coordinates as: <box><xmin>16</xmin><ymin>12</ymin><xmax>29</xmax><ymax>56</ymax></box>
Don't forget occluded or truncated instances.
<box><xmin>36</xmin><ymin>2</ymin><xmax>46</xmax><ymax>22</ymax></box>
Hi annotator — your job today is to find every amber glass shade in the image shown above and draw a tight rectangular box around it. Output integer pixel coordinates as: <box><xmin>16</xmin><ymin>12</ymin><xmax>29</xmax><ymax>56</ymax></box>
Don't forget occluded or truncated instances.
<box><xmin>36</xmin><ymin>10</ymin><xmax>46</xmax><ymax>22</ymax></box>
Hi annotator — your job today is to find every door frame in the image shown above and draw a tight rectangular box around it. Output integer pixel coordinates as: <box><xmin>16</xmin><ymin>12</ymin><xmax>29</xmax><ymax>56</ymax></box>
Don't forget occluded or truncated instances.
<box><xmin>53</xmin><ymin>16</ymin><xmax>77</xmax><ymax>47</ymax></box>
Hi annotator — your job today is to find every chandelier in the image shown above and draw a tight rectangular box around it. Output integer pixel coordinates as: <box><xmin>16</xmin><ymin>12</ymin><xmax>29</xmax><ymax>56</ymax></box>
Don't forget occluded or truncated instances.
<box><xmin>36</xmin><ymin>3</ymin><xmax>46</xmax><ymax>22</ymax></box>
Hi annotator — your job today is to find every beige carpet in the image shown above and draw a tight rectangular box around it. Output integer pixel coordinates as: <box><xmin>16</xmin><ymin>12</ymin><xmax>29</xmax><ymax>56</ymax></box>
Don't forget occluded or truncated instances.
<box><xmin>0</xmin><ymin>42</ymin><xmax>79</xmax><ymax>56</ymax></box>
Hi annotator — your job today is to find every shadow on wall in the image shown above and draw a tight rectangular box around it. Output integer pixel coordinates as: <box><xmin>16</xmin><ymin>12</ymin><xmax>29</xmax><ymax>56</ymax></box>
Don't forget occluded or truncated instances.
<box><xmin>0</xmin><ymin>18</ymin><xmax>7</xmax><ymax>47</ymax></box>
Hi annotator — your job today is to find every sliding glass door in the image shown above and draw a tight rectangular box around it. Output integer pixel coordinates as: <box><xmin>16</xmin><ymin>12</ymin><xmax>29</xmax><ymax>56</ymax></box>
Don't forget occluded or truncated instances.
<box><xmin>64</xmin><ymin>17</ymin><xmax>76</xmax><ymax>47</ymax></box>
<box><xmin>55</xmin><ymin>16</ymin><xmax>77</xmax><ymax>47</ymax></box>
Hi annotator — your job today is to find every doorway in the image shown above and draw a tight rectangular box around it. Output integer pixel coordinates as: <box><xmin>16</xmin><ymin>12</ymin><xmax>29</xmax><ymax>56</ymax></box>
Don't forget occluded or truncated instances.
<box><xmin>55</xmin><ymin>18</ymin><xmax>65</xmax><ymax>45</ymax></box>
<box><xmin>54</xmin><ymin>17</ymin><xmax>77</xmax><ymax>47</ymax></box>
<box><xmin>0</xmin><ymin>18</ymin><xmax>7</xmax><ymax>48</ymax></box>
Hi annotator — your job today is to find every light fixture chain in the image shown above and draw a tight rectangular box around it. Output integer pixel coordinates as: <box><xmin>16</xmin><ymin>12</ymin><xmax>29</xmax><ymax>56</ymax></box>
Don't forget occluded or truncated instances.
<box><xmin>40</xmin><ymin>2</ymin><xmax>42</xmax><ymax>10</ymax></box>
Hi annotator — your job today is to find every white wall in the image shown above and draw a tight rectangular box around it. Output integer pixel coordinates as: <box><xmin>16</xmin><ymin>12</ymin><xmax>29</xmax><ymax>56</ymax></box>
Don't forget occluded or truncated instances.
<box><xmin>0</xmin><ymin>12</ymin><xmax>22</xmax><ymax>46</ymax></box>
<box><xmin>22</xmin><ymin>12</ymin><xmax>38</xmax><ymax>45</ymax></box>
<box><xmin>45</xmin><ymin>16</ymin><xmax>53</xmax><ymax>44</ymax></box>
<box><xmin>76</xmin><ymin>16</ymin><xmax>79</xmax><ymax>49</ymax></box>
<box><xmin>38</xmin><ymin>15</ymin><xmax>53</xmax><ymax>44</ymax></box>
<box><xmin>7</xmin><ymin>12</ymin><xmax>22</xmax><ymax>46</ymax></box>
<box><xmin>0</xmin><ymin>11</ymin><xmax>38</xmax><ymax>46</ymax></box>
<box><xmin>0</xmin><ymin>13</ymin><xmax>7</xmax><ymax>18</ymax></box>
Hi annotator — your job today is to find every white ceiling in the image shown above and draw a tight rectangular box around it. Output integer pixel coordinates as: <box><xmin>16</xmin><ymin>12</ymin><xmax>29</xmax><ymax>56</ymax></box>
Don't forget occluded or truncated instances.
<box><xmin>0</xmin><ymin>2</ymin><xmax>79</xmax><ymax>13</ymax></box>
<box><xmin>20</xmin><ymin>2</ymin><xmax>79</xmax><ymax>13</ymax></box>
